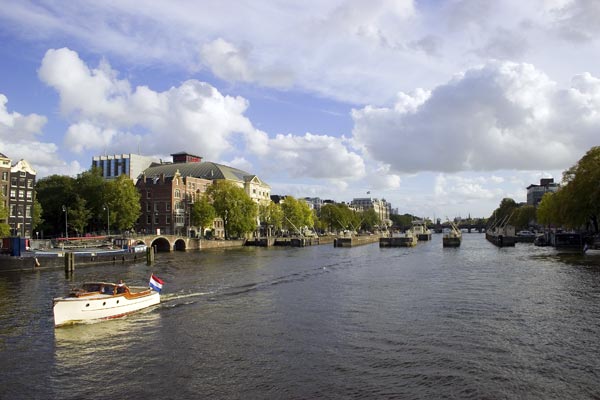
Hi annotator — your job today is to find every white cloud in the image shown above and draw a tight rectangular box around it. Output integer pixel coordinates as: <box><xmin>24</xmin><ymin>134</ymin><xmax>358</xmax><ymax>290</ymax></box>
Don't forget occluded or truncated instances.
<box><xmin>0</xmin><ymin>94</ymin><xmax>47</xmax><ymax>140</ymax></box>
<box><xmin>0</xmin><ymin>93</ymin><xmax>81</xmax><ymax>177</ymax></box>
<box><xmin>265</xmin><ymin>133</ymin><xmax>365</xmax><ymax>180</ymax></box>
<box><xmin>38</xmin><ymin>48</ymin><xmax>261</xmax><ymax>158</ymax></box>
<box><xmin>352</xmin><ymin>60</ymin><xmax>599</xmax><ymax>174</ymax></box>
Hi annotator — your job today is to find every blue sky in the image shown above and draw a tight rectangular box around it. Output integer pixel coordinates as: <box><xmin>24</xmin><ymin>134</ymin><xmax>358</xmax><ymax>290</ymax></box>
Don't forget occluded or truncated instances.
<box><xmin>1</xmin><ymin>0</ymin><xmax>599</xmax><ymax>218</ymax></box>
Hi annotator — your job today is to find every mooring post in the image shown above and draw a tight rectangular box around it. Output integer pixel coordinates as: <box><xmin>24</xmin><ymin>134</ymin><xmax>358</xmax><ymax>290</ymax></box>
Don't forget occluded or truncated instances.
<box><xmin>146</xmin><ymin>246</ymin><xmax>154</xmax><ymax>265</ymax></box>
<box><xmin>64</xmin><ymin>252</ymin><xmax>75</xmax><ymax>274</ymax></box>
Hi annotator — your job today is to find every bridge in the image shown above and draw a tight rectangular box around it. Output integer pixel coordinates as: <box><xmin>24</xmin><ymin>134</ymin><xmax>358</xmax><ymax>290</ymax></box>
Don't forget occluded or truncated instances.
<box><xmin>131</xmin><ymin>234</ymin><xmax>198</xmax><ymax>252</ymax></box>
<box><xmin>130</xmin><ymin>234</ymin><xmax>245</xmax><ymax>252</ymax></box>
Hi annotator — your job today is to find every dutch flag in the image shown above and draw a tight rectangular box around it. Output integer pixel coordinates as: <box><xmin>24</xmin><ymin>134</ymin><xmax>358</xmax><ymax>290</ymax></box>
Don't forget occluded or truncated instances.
<box><xmin>149</xmin><ymin>274</ymin><xmax>164</xmax><ymax>293</ymax></box>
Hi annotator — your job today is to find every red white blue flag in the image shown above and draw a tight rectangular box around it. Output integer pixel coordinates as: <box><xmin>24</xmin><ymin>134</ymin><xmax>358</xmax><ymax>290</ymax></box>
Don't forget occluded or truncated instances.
<box><xmin>149</xmin><ymin>274</ymin><xmax>164</xmax><ymax>293</ymax></box>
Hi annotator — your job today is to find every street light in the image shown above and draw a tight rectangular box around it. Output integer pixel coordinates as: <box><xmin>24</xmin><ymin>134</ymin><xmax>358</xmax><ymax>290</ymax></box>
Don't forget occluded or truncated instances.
<box><xmin>103</xmin><ymin>204</ymin><xmax>110</xmax><ymax>236</ymax></box>
<box><xmin>62</xmin><ymin>205</ymin><xmax>68</xmax><ymax>239</ymax></box>
<box><xmin>224</xmin><ymin>209</ymin><xmax>228</xmax><ymax>240</ymax></box>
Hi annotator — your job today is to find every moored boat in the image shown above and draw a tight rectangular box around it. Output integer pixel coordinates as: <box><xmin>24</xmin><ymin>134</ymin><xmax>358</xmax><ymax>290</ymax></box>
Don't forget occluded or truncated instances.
<box><xmin>410</xmin><ymin>220</ymin><xmax>432</xmax><ymax>241</ymax></box>
<box><xmin>53</xmin><ymin>276</ymin><xmax>163</xmax><ymax>327</ymax></box>
<box><xmin>379</xmin><ymin>231</ymin><xmax>417</xmax><ymax>247</ymax></box>
<box><xmin>443</xmin><ymin>221</ymin><xmax>462</xmax><ymax>247</ymax></box>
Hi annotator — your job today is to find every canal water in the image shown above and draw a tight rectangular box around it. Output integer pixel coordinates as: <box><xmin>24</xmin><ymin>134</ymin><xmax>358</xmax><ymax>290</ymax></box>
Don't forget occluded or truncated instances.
<box><xmin>1</xmin><ymin>234</ymin><xmax>600</xmax><ymax>399</ymax></box>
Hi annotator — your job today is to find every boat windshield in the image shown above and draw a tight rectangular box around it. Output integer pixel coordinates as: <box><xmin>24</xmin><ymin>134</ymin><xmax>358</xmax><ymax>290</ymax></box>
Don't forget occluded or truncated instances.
<box><xmin>82</xmin><ymin>283</ymin><xmax>102</xmax><ymax>292</ymax></box>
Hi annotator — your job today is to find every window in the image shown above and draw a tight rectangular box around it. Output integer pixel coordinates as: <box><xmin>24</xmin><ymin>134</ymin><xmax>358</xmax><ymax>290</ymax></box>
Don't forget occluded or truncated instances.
<box><xmin>26</xmin><ymin>191</ymin><xmax>32</xmax><ymax>200</ymax></box>
<box><xmin>154</xmin><ymin>203</ymin><xmax>159</xmax><ymax>212</ymax></box>
<box><xmin>1</xmin><ymin>172</ymin><xmax>7</xmax><ymax>181</ymax></box>
<box><xmin>146</xmin><ymin>203</ymin><xmax>150</xmax><ymax>212</ymax></box>
<box><xmin>146</xmin><ymin>191</ymin><xmax>151</xmax><ymax>199</ymax></box>
<box><xmin>166</xmin><ymin>203</ymin><xmax>171</xmax><ymax>211</ymax></box>
<box><xmin>146</xmin><ymin>214</ymin><xmax>151</xmax><ymax>224</ymax></box>
<box><xmin>175</xmin><ymin>189</ymin><xmax>181</xmax><ymax>199</ymax></box>
<box><xmin>154</xmin><ymin>214</ymin><xmax>159</xmax><ymax>224</ymax></box>
<box><xmin>10</xmin><ymin>205</ymin><xmax>16</xmax><ymax>217</ymax></box>
<box><xmin>10</xmin><ymin>189</ymin><xmax>15</xmax><ymax>199</ymax></box>
<box><xmin>27</xmin><ymin>180</ymin><xmax>33</xmax><ymax>188</ymax></box>
<box><xmin>26</xmin><ymin>205</ymin><xmax>31</xmax><ymax>218</ymax></box>
<box><xmin>11</xmin><ymin>177</ymin><xmax>16</xmax><ymax>186</ymax></box>
<box><xmin>166</xmin><ymin>215</ymin><xmax>171</xmax><ymax>224</ymax></box>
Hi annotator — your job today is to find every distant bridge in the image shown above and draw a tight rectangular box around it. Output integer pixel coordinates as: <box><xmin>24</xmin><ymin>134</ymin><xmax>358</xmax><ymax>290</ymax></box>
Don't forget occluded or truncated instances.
<box><xmin>131</xmin><ymin>234</ymin><xmax>197</xmax><ymax>252</ymax></box>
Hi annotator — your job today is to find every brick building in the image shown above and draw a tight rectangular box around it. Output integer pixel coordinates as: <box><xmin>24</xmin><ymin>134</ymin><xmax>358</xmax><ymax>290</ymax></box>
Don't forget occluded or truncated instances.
<box><xmin>135</xmin><ymin>152</ymin><xmax>270</xmax><ymax>237</ymax></box>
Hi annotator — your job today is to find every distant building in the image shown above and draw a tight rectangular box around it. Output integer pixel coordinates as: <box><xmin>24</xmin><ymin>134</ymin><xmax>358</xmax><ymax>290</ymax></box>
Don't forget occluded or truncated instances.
<box><xmin>92</xmin><ymin>153</ymin><xmax>159</xmax><ymax>184</ymax></box>
<box><xmin>526</xmin><ymin>178</ymin><xmax>560</xmax><ymax>206</ymax></box>
<box><xmin>136</xmin><ymin>152</ymin><xmax>270</xmax><ymax>237</ymax></box>
<box><xmin>350</xmin><ymin>197</ymin><xmax>391</xmax><ymax>227</ymax></box>
<box><xmin>304</xmin><ymin>197</ymin><xmax>323</xmax><ymax>211</ymax></box>
<box><xmin>8</xmin><ymin>159</ymin><xmax>36</xmax><ymax>237</ymax></box>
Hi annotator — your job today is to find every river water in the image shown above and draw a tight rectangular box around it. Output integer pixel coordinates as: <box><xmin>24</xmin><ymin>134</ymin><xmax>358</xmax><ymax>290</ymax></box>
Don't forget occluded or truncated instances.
<box><xmin>1</xmin><ymin>234</ymin><xmax>600</xmax><ymax>399</ymax></box>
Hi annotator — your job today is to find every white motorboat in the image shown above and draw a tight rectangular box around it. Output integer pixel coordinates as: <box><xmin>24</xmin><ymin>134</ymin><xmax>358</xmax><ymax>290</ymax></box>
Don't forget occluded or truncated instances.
<box><xmin>53</xmin><ymin>281</ymin><xmax>160</xmax><ymax>327</ymax></box>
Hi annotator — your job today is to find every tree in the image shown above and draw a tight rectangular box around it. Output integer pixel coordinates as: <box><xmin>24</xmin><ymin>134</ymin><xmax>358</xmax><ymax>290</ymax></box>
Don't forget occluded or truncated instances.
<box><xmin>31</xmin><ymin>198</ymin><xmax>44</xmax><ymax>233</ymax></box>
<box><xmin>281</xmin><ymin>196</ymin><xmax>313</xmax><ymax>235</ymax></box>
<box><xmin>207</xmin><ymin>180</ymin><xmax>257</xmax><ymax>238</ymax></box>
<box><xmin>559</xmin><ymin>146</ymin><xmax>600</xmax><ymax>232</ymax></box>
<box><xmin>319</xmin><ymin>203</ymin><xmax>355</xmax><ymax>233</ymax></box>
<box><xmin>259</xmin><ymin>202</ymin><xmax>283</xmax><ymax>236</ymax></box>
<box><xmin>191</xmin><ymin>194</ymin><xmax>216</xmax><ymax>237</ymax></box>
<box><xmin>0</xmin><ymin>192</ymin><xmax>10</xmax><ymax>237</ymax></box>
<box><xmin>76</xmin><ymin>167</ymin><xmax>107</xmax><ymax>231</ymax></box>
<box><xmin>489</xmin><ymin>198</ymin><xmax>518</xmax><ymax>226</ymax></box>
<box><xmin>35</xmin><ymin>175</ymin><xmax>76</xmax><ymax>236</ymax></box>
<box><xmin>104</xmin><ymin>175</ymin><xmax>141</xmax><ymax>231</ymax></box>
<box><xmin>359</xmin><ymin>208</ymin><xmax>380</xmax><ymax>231</ymax></box>
<box><xmin>511</xmin><ymin>205</ymin><xmax>536</xmax><ymax>230</ymax></box>
<box><xmin>68</xmin><ymin>195</ymin><xmax>92</xmax><ymax>236</ymax></box>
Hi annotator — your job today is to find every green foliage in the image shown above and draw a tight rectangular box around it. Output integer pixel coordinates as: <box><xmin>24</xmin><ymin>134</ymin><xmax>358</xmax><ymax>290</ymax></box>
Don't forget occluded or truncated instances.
<box><xmin>511</xmin><ymin>205</ymin><xmax>536</xmax><ymax>230</ymax></box>
<box><xmin>281</xmin><ymin>196</ymin><xmax>313</xmax><ymax>234</ymax></box>
<box><xmin>359</xmin><ymin>208</ymin><xmax>380</xmax><ymax>231</ymax></box>
<box><xmin>191</xmin><ymin>194</ymin><xmax>216</xmax><ymax>236</ymax></box>
<box><xmin>319</xmin><ymin>203</ymin><xmax>356</xmax><ymax>232</ymax></box>
<box><xmin>0</xmin><ymin>191</ymin><xmax>10</xmax><ymax>236</ymax></box>
<box><xmin>67</xmin><ymin>195</ymin><xmax>92</xmax><ymax>235</ymax></box>
<box><xmin>35</xmin><ymin>175</ymin><xmax>76</xmax><ymax>236</ymax></box>
<box><xmin>104</xmin><ymin>175</ymin><xmax>141</xmax><ymax>231</ymax></box>
<box><xmin>536</xmin><ymin>147</ymin><xmax>600</xmax><ymax>232</ymax></box>
<box><xmin>31</xmin><ymin>198</ymin><xmax>44</xmax><ymax>231</ymax></box>
<box><xmin>76</xmin><ymin>167</ymin><xmax>106</xmax><ymax>228</ymax></box>
<box><xmin>207</xmin><ymin>181</ymin><xmax>257</xmax><ymax>237</ymax></box>
<box><xmin>390</xmin><ymin>214</ymin><xmax>414</xmax><ymax>230</ymax></box>
<box><xmin>259</xmin><ymin>202</ymin><xmax>284</xmax><ymax>233</ymax></box>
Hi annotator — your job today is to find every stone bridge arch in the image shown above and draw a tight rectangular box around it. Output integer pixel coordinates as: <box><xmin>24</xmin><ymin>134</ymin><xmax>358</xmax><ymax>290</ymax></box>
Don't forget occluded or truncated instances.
<box><xmin>150</xmin><ymin>236</ymin><xmax>172</xmax><ymax>252</ymax></box>
<box><xmin>173</xmin><ymin>238</ymin><xmax>187</xmax><ymax>251</ymax></box>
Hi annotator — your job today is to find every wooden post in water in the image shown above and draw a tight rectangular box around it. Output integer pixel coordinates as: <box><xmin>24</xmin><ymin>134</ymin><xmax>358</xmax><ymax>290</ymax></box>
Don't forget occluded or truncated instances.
<box><xmin>146</xmin><ymin>246</ymin><xmax>154</xmax><ymax>265</ymax></box>
<box><xmin>64</xmin><ymin>252</ymin><xmax>75</xmax><ymax>273</ymax></box>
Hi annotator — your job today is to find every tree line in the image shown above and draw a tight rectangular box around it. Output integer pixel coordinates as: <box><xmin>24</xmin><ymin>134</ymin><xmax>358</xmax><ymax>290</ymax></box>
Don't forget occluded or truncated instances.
<box><xmin>489</xmin><ymin>146</ymin><xmax>600</xmax><ymax>233</ymax></box>
<box><xmin>1</xmin><ymin>167</ymin><xmax>387</xmax><ymax>239</ymax></box>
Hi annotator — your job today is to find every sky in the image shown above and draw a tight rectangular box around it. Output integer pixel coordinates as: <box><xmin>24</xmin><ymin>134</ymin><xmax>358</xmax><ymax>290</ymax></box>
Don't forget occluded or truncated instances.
<box><xmin>1</xmin><ymin>0</ymin><xmax>599</xmax><ymax>219</ymax></box>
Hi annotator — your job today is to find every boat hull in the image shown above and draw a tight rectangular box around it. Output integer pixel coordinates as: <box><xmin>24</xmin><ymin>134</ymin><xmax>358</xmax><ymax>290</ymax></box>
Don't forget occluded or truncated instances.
<box><xmin>443</xmin><ymin>237</ymin><xmax>461</xmax><ymax>247</ymax></box>
<box><xmin>53</xmin><ymin>291</ymin><xmax>160</xmax><ymax>327</ymax></box>
<box><xmin>486</xmin><ymin>233</ymin><xmax>515</xmax><ymax>247</ymax></box>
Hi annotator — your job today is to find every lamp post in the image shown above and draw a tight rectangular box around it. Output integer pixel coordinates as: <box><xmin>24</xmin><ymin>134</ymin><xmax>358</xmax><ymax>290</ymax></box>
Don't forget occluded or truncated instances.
<box><xmin>62</xmin><ymin>205</ymin><xmax>68</xmax><ymax>239</ymax></box>
<box><xmin>224</xmin><ymin>209</ymin><xmax>228</xmax><ymax>240</ymax></box>
<box><xmin>103</xmin><ymin>204</ymin><xmax>110</xmax><ymax>236</ymax></box>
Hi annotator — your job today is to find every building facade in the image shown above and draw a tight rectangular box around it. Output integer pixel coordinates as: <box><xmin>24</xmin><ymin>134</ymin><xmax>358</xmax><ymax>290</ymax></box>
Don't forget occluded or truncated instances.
<box><xmin>526</xmin><ymin>178</ymin><xmax>560</xmax><ymax>206</ymax></box>
<box><xmin>92</xmin><ymin>153</ymin><xmax>159</xmax><ymax>184</ymax></box>
<box><xmin>8</xmin><ymin>159</ymin><xmax>36</xmax><ymax>237</ymax></box>
<box><xmin>135</xmin><ymin>152</ymin><xmax>271</xmax><ymax>237</ymax></box>
<box><xmin>350</xmin><ymin>197</ymin><xmax>392</xmax><ymax>228</ymax></box>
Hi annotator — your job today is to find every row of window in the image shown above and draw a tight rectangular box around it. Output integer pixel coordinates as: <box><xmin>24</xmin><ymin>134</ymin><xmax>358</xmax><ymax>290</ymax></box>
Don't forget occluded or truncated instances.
<box><xmin>10</xmin><ymin>205</ymin><xmax>31</xmax><ymax>218</ymax></box>
<box><xmin>9</xmin><ymin>189</ymin><xmax>33</xmax><ymax>200</ymax></box>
